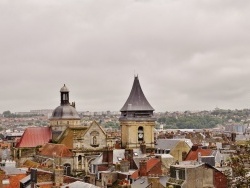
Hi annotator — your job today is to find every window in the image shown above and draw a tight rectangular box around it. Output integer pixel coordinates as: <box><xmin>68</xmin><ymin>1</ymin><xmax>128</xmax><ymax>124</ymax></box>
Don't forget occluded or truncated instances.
<box><xmin>90</xmin><ymin>131</ymin><xmax>99</xmax><ymax>147</ymax></box>
<box><xmin>78</xmin><ymin>155</ymin><xmax>82</xmax><ymax>165</ymax></box>
<box><xmin>93</xmin><ymin>136</ymin><xmax>97</xmax><ymax>145</ymax></box>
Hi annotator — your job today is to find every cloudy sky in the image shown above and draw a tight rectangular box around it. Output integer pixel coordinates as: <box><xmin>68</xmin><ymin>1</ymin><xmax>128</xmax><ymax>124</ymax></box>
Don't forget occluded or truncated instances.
<box><xmin>1</xmin><ymin>0</ymin><xmax>250</xmax><ymax>113</ymax></box>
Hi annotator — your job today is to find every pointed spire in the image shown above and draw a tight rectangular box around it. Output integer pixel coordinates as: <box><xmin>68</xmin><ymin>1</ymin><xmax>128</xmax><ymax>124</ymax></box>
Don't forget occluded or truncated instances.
<box><xmin>120</xmin><ymin>76</ymin><xmax>154</xmax><ymax>112</ymax></box>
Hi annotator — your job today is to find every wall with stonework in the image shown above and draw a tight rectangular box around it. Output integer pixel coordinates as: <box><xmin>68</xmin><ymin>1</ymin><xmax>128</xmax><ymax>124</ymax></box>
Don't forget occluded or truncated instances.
<box><xmin>185</xmin><ymin>166</ymin><xmax>204</xmax><ymax>188</ymax></box>
<box><xmin>50</xmin><ymin>119</ymin><xmax>80</xmax><ymax>132</ymax></box>
<box><xmin>81</xmin><ymin>122</ymin><xmax>107</xmax><ymax>150</ymax></box>
<box><xmin>170</xmin><ymin>141</ymin><xmax>191</xmax><ymax>162</ymax></box>
<box><xmin>120</xmin><ymin>120</ymin><xmax>155</xmax><ymax>148</ymax></box>
<box><xmin>202</xmin><ymin>167</ymin><xmax>214</xmax><ymax>187</ymax></box>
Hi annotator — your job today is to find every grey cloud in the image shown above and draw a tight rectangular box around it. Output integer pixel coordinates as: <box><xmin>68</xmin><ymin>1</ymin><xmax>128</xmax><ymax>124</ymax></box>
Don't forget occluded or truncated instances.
<box><xmin>1</xmin><ymin>0</ymin><xmax>250</xmax><ymax>113</ymax></box>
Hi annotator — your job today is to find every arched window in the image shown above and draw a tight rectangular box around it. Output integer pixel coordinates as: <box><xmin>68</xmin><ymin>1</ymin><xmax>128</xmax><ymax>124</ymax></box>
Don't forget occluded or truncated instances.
<box><xmin>93</xmin><ymin>136</ymin><xmax>97</xmax><ymax>145</ymax></box>
<box><xmin>78</xmin><ymin>155</ymin><xmax>82</xmax><ymax>165</ymax></box>
<box><xmin>90</xmin><ymin>131</ymin><xmax>99</xmax><ymax>147</ymax></box>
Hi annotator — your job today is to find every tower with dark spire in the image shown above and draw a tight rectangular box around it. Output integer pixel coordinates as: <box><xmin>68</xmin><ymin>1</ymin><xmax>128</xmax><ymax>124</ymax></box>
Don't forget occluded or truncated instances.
<box><xmin>119</xmin><ymin>76</ymin><xmax>156</xmax><ymax>149</ymax></box>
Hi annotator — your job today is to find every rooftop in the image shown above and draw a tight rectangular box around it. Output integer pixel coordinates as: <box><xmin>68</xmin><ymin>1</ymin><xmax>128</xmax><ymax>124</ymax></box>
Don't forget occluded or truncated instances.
<box><xmin>120</xmin><ymin>76</ymin><xmax>154</xmax><ymax>112</ymax></box>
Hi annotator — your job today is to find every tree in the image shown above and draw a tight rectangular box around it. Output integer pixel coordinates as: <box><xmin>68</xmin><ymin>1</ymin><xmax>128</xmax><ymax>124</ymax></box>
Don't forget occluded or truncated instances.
<box><xmin>3</xmin><ymin>111</ymin><xmax>11</xmax><ymax>117</ymax></box>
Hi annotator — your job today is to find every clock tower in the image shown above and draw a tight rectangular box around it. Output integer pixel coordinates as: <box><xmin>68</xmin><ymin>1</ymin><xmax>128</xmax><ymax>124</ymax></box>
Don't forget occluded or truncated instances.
<box><xmin>119</xmin><ymin>76</ymin><xmax>156</xmax><ymax>149</ymax></box>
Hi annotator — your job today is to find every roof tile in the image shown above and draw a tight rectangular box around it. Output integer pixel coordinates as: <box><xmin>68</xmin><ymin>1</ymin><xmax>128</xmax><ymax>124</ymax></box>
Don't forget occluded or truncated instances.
<box><xmin>16</xmin><ymin>127</ymin><xmax>52</xmax><ymax>148</ymax></box>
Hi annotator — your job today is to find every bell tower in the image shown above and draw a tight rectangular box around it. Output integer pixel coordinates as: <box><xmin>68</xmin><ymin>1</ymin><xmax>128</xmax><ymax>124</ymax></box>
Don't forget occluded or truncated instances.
<box><xmin>119</xmin><ymin>76</ymin><xmax>156</xmax><ymax>149</ymax></box>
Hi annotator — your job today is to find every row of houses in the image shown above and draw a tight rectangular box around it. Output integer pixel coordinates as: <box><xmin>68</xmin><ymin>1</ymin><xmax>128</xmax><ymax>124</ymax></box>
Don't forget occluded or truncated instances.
<box><xmin>0</xmin><ymin>76</ymin><xmax>238</xmax><ymax>187</ymax></box>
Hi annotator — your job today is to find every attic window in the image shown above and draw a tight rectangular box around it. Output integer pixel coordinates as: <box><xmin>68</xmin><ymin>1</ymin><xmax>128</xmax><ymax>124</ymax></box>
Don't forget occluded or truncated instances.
<box><xmin>134</xmin><ymin>152</ymin><xmax>138</xmax><ymax>156</ymax></box>
<box><xmin>117</xmin><ymin>157</ymin><xmax>122</xmax><ymax>161</ymax></box>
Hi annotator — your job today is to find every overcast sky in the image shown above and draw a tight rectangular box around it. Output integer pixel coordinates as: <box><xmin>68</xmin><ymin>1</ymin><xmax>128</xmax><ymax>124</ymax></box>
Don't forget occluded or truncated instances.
<box><xmin>1</xmin><ymin>0</ymin><xmax>250</xmax><ymax>113</ymax></box>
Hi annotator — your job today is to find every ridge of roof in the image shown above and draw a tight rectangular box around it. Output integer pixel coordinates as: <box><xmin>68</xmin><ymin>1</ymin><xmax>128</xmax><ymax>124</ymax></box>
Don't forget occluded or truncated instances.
<box><xmin>120</xmin><ymin>76</ymin><xmax>154</xmax><ymax>112</ymax></box>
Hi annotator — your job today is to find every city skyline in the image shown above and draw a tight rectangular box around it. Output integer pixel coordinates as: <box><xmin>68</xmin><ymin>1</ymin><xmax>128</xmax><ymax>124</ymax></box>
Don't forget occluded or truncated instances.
<box><xmin>1</xmin><ymin>1</ymin><xmax>250</xmax><ymax>113</ymax></box>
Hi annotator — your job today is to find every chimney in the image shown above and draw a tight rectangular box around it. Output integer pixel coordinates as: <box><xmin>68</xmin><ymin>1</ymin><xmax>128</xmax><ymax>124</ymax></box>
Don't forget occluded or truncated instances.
<box><xmin>140</xmin><ymin>143</ymin><xmax>146</xmax><ymax>154</ymax></box>
<box><xmin>148</xmin><ymin>175</ymin><xmax>160</xmax><ymax>188</ymax></box>
<box><xmin>139</xmin><ymin>160</ymin><xmax>147</xmax><ymax>176</ymax></box>
<box><xmin>54</xmin><ymin>165</ymin><xmax>64</xmax><ymax>186</ymax></box>
<box><xmin>191</xmin><ymin>145</ymin><xmax>199</xmax><ymax>151</ymax></box>
<box><xmin>102</xmin><ymin>148</ymin><xmax>113</xmax><ymax>165</ymax></box>
<box><xmin>125</xmin><ymin>149</ymin><xmax>134</xmax><ymax>169</ymax></box>
<box><xmin>120</xmin><ymin>159</ymin><xmax>130</xmax><ymax>172</ymax></box>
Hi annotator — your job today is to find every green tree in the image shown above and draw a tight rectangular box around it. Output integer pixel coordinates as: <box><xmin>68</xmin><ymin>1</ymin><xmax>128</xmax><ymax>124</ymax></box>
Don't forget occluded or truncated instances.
<box><xmin>3</xmin><ymin>110</ymin><xmax>12</xmax><ymax>117</ymax></box>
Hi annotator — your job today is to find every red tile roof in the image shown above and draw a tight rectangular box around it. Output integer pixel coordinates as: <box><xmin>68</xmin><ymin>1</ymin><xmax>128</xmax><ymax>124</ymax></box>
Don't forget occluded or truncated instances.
<box><xmin>4</xmin><ymin>174</ymin><xmax>27</xmax><ymax>188</ymax></box>
<box><xmin>130</xmin><ymin>170</ymin><xmax>139</xmax><ymax>179</ymax></box>
<box><xmin>185</xmin><ymin>147</ymin><xmax>213</xmax><ymax>161</ymax></box>
<box><xmin>39</xmin><ymin>143</ymin><xmax>73</xmax><ymax>157</ymax></box>
<box><xmin>147</xmin><ymin>158</ymin><xmax>160</xmax><ymax>171</ymax></box>
<box><xmin>16</xmin><ymin>127</ymin><xmax>52</xmax><ymax>148</ymax></box>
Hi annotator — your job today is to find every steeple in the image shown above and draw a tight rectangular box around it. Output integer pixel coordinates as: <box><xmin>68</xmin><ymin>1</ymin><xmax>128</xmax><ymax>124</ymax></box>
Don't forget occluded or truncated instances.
<box><xmin>120</xmin><ymin>76</ymin><xmax>154</xmax><ymax>118</ymax></box>
<box><xmin>119</xmin><ymin>75</ymin><xmax>156</xmax><ymax>149</ymax></box>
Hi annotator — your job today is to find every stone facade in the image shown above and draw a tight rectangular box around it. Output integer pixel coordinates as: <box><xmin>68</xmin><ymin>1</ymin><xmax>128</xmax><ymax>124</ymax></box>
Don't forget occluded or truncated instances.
<box><xmin>72</xmin><ymin>121</ymin><xmax>108</xmax><ymax>176</ymax></box>
<box><xmin>170</xmin><ymin>141</ymin><xmax>192</xmax><ymax>162</ymax></box>
<box><xmin>167</xmin><ymin>163</ymin><xmax>218</xmax><ymax>188</ymax></box>
<box><xmin>73</xmin><ymin>121</ymin><xmax>107</xmax><ymax>150</ymax></box>
<box><xmin>120</xmin><ymin>120</ymin><xmax>155</xmax><ymax>149</ymax></box>
<box><xmin>50</xmin><ymin>119</ymin><xmax>80</xmax><ymax>132</ymax></box>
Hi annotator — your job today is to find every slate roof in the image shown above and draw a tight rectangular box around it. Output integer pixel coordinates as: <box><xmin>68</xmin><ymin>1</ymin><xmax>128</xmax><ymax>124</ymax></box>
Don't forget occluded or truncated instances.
<box><xmin>131</xmin><ymin>176</ymin><xmax>169</xmax><ymax>188</ymax></box>
<box><xmin>39</xmin><ymin>143</ymin><xmax>73</xmax><ymax>157</ymax></box>
<box><xmin>16</xmin><ymin>127</ymin><xmax>52</xmax><ymax>148</ymax></box>
<box><xmin>113</xmin><ymin>149</ymin><xmax>125</xmax><ymax>164</ymax></box>
<box><xmin>60</xmin><ymin>84</ymin><xmax>69</xmax><ymax>92</ymax></box>
<box><xmin>131</xmin><ymin>177</ymin><xmax>149</xmax><ymax>188</ymax></box>
<box><xmin>50</xmin><ymin>105</ymin><xmax>80</xmax><ymax>120</ymax></box>
<box><xmin>120</xmin><ymin>76</ymin><xmax>154</xmax><ymax>112</ymax></box>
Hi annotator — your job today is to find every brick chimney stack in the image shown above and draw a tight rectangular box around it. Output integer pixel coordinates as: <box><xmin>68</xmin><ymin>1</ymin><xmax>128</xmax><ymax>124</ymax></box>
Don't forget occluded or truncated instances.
<box><xmin>53</xmin><ymin>165</ymin><xmax>64</xmax><ymax>187</ymax></box>
<box><xmin>148</xmin><ymin>174</ymin><xmax>160</xmax><ymax>188</ymax></box>
<box><xmin>139</xmin><ymin>160</ymin><xmax>147</xmax><ymax>176</ymax></box>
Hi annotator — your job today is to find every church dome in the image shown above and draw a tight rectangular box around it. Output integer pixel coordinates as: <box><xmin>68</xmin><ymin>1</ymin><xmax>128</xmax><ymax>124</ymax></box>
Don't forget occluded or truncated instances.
<box><xmin>50</xmin><ymin>84</ymin><xmax>80</xmax><ymax>120</ymax></box>
<box><xmin>60</xmin><ymin>84</ymin><xmax>69</xmax><ymax>92</ymax></box>
<box><xmin>50</xmin><ymin>104</ymin><xmax>80</xmax><ymax>120</ymax></box>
